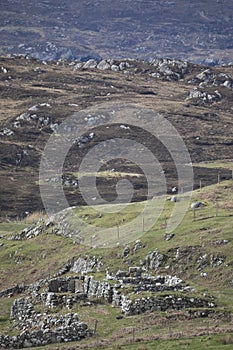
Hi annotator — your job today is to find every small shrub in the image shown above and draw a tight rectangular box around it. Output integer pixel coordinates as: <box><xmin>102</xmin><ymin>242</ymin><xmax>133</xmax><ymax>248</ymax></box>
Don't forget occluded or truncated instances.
<box><xmin>24</xmin><ymin>211</ymin><xmax>47</xmax><ymax>223</ymax></box>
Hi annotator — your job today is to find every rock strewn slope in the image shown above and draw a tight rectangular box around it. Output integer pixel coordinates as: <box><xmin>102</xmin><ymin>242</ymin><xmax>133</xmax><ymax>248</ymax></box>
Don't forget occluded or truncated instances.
<box><xmin>0</xmin><ymin>56</ymin><xmax>233</xmax><ymax>219</ymax></box>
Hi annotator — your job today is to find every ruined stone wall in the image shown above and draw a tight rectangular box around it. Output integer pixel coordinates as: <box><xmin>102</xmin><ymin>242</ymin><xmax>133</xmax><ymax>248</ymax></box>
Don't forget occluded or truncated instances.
<box><xmin>0</xmin><ymin>297</ymin><xmax>91</xmax><ymax>349</ymax></box>
<box><xmin>121</xmin><ymin>295</ymin><xmax>215</xmax><ymax>316</ymax></box>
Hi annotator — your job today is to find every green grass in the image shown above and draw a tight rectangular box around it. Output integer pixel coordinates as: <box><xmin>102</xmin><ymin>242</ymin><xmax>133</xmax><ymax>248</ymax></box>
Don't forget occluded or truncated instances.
<box><xmin>2</xmin><ymin>180</ymin><xmax>232</xmax><ymax>294</ymax></box>
<box><xmin>116</xmin><ymin>333</ymin><xmax>233</xmax><ymax>350</ymax></box>
<box><xmin>0</xmin><ymin>232</ymin><xmax>85</xmax><ymax>289</ymax></box>
<box><xmin>0</xmin><ymin>222</ymin><xmax>28</xmax><ymax>235</ymax></box>
<box><xmin>74</xmin><ymin>170</ymin><xmax>144</xmax><ymax>179</ymax></box>
<box><xmin>194</xmin><ymin>160</ymin><xmax>233</xmax><ymax>171</ymax></box>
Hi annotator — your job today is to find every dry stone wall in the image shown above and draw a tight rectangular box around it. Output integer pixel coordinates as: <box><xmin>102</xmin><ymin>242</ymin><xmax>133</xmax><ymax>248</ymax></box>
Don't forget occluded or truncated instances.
<box><xmin>121</xmin><ymin>294</ymin><xmax>215</xmax><ymax>316</ymax></box>
<box><xmin>0</xmin><ymin>258</ymin><xmax>217</xmax><ymax>348</ymax></box>
<box><xmin>0</xmin><ymin>297</ymin><xmax>91</xmax><ymax>349</ymax></box>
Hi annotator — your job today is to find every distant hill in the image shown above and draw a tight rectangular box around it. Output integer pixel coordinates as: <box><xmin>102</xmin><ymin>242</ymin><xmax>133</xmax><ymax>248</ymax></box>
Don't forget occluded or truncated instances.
<box><xmin>0</xmin><ymin>0</ymin><xmax>233</xmax><ymax>64</ymax></box>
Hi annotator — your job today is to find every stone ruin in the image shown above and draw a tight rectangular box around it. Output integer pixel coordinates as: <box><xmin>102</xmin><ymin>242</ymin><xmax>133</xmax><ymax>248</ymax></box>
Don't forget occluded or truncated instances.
<box><xmin>0</xmin><ymin>297</ymin><xmax>90</xmax><ymax>349</ymax></box>
<box><xmin>0</xmin><ymin>253</ymin><xmax>217</xmax><ymax>348</ymax></box>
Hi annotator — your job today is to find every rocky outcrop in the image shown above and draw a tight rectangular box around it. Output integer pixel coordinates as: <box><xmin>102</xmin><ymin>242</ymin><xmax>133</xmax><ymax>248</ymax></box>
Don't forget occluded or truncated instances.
<box><xmin>52</xmin><ymin>255</ymin><xmax>102</xmax><ymax>278</ymax></box>
<box><xmin>144</xmin><ymin>249</ymin><xmax>166</xmax><ymax>270</ymax></box>
<box><xmin>75</xmin><ymin>58</ymin><xmax>132</xmax><ymax>73</ymax></box>
<box><xmin>10</xmin><ymin>222</ymin><xmax>44</xmax><ymax>240</ymax></box>
<box><xmin>190</xmin><ymin>68</ymin><xmax>233</xmax><ymax>90</ymax></box>
<box><xmin>0</xmin><ymin>127</ymin><xmax>14</xmax><ymax>136</ymax></box>
<box><xmin>7</xmin><ymin>209</ymin><xmax>79</xmax><ymax>243</ymax></box>
<box><xmin>75</xmin><ymin>131</ymin><xmax>95</xmax><ymax>149</ymax></box>
<box><xmin>74</xmin><ymin>58</ymin><xmax>191</xmax><ymax>81</ymax></box>
<box><xmin>13</xmin><ymin>112</ymin><xmax>51</xmax><ymax>129</ymax></box>
<box><xmin>97</xmin><ymin>59</ymin><xmax>111</xmax><ymax>70</ymax></box>
<box><xmin>45</xmin><ymin>208</ymin><xmax>81</xmax><ymax>241</ymax></box>
<box><xmin>71</xmin><ymin>256</ymin><xmax>102</xmax><ymax>274</ymax></box>
<box><xmin>149</xmin><ymin>58</ymin><xmax>189</xmax><ymax>80</ymax></box>
<box><xmin>186</xmin><ymin>67</ymin><xmax>233</xmax><ymax>105</ymax></box>
<box><xmin>82</xmin><ymin>59</ymin><xmax>98</xmax><ymax>69</ymax></box>
<box><xmin>190</xmin><ymin>201</ymin><xmax>204</xmax><ymax>209</ymax></box>
<box><xmin>188</xmin><ymin>88</ymin><xmax>222</xmax><ymax>104</ymax></box>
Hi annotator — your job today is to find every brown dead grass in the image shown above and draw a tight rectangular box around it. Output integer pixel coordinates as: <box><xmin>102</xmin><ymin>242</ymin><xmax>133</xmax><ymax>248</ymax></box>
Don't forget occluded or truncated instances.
<box><xmin>23</xmin><ymin>211</ymin><xmax>48</xmax><ymax>224</ymax></box>
<box><xmin>0</xmin><ymin>56</ymin><xmax>233</xmax><ymax>219</ymax></box>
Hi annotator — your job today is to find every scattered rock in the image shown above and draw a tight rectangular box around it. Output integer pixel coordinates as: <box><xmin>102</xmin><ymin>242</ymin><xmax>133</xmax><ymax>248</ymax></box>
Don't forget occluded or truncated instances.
<box><xmin>196</xmin><ymin>69</ymin><xmax>214</xmax><ymax>82</ymax></box>
<box><xmin>74</xmin><ymin>62</ymin><xmax>83</xmax><ymax>70</ymax></box>
<box><xmin>75</xmin><ymin>132</ymin><xmax>95</xmax><ymax>148</ymax></box>
<box><xmin>133</xmin><ymin>240</ymin><xmax>145</xmax><ymax>253</ymax></box>
<box><xmin>214</xmin><ymin>239</ymin><xmax>229</xmax><ymax>245</ymax></box>
<box><xmin>123</xmin><ymin>245</ymin><xmax>130</xmax><ymax>257</ymax></box>
<box><xmin>164</xmin><ymin>233</ymin><xmax>175</xmax><ymax>241</ymax></box>
<box><xmin>97</xmin><ymin>60</ymin><xmax>110</xmax><ymax>70</ymax></box>
<box><xmin>10</xmin><ymin>223</ymin><xmax>44</xmax><ymax>240</ymax></box>
<box><xmin>1</xmin><ymin>66</ymin><xmax>8</xmax><ymax>73</ymax></box>
<box><xmin>172</xmin><ymin>186</ymin><xmax>178</xmax><ymax>193</ymax></box>
<box><xmin>190</xmin><ymin>201</ymin><xmax>203</xmax><ymax>209</ymax></box>
<box><xmin>83</xmin><ymin>59</ymin><xmax>97</xmax><ymax>69</ymax></box>
<box><xmin>12</xmin><ymin>112</ymin><xmax>51</xmax><ymax>129</ymax></box>
<box><xmin>28</xmin><ymin>105</ymin><xmax>38</xmax><ymax>111</ymax></box>
<box><xmin>150</xmin><ymin>58</ymin><xmax>189</xmax><ymax>80</ymax></box>
<box><xmin>188</xmin><ymin>88</ymin><xmax>222</xmax><ymax>104</ymax></box>
<box><xmin>223</xmin><ymin>79</ymin><xmax>233</xmax><ymax>89</ymax></box>
<box><xmin>0</xmin><ymin>128</ymin><xmax>14</xmax><ymax>136</ymax></box>
<box><xmin>111</xmin><ymin>64</ymin><xmax>119</xmax><ymax>72</ymax></box>
<box><xmin>71</xmin><ymin>57</ymin><xmax>191</xmax><ymax>81</ymax></box>
<box><xmin>71</xmin><ymin>256</ymin><xmax>102</xmax><ymax>274</ymax></box>
<box><xmin>192</xmin><ymin>68</ymin><xmax>233</xmax><ymax>90</ymax></box>
<box><xmin>144</xmin><ymin>249</ymin><xmax>165</xmax><ymax>270</ymax></box>
<box><xmin>62</xmin><ymin>174</ymin><xmax>78</xmax><ymax>187</ymax></box>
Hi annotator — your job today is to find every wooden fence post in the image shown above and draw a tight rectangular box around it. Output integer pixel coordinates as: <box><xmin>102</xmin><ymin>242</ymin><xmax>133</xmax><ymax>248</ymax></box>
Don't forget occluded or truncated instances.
<box><xmin>193</xmin><ymin>208</ymin><xmax>196</xmax><ymax>221</ymax></box>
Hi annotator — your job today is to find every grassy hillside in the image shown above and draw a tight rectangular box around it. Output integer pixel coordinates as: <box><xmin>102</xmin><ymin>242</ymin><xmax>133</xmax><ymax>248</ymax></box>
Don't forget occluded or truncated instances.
<box><xmin>0</xmin><ymin>175</ymin><xmax>232</xmax><ymax>349</ymax></box>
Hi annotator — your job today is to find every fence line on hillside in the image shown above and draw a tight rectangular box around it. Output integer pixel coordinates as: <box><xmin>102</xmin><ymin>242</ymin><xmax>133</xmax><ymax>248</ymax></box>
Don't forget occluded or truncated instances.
<box><xmin>90</xmin><ymin>310</ymin><xmax>233</xmax><ymax>349</ymax></box>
